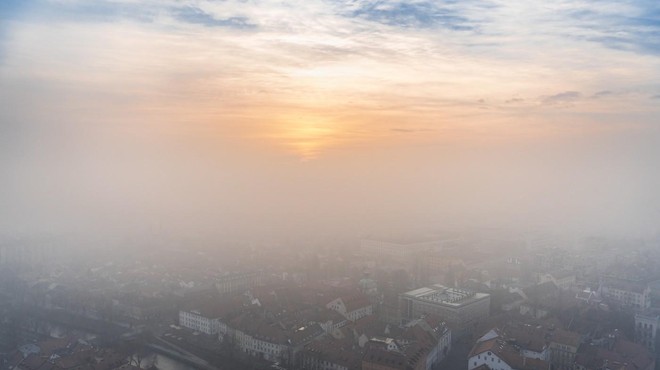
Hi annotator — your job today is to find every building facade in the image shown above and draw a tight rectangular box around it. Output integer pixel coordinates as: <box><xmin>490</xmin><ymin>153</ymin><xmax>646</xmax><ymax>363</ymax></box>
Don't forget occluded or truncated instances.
<box><xmin>400</xmin><ymin>285</ymin><xmax>490</xmax><ymax>338</ymax></box>
<box><xmin>600</xmin><ymin>277</ymin><xmax>651</xmax><ymax>309</ymax></box>
<box><xmin>635</xmin><ymin>310</ymin><xmax>660</xmax><ymax>353</ymax></box>
<box><xmin>215</xmin><ymin>270</ymin><xmax>265</xmax><ymax>295</ymax></box>
<box><xmin>179</xmin><ymin>309</ymin><xmax>220</xmax><ymax>335</ymax></box>
<box><xmin>326</xmin><ymin>295</ymin><xmax>374</xmax><ymax>322</ymax></box>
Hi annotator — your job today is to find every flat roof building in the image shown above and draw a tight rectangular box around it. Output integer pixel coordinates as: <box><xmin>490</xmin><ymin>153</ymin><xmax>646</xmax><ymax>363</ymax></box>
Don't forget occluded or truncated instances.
<box><xmin>400</xmin><ymin>284</ymin><xmax>490</xmax><ymax>339</ymax></box>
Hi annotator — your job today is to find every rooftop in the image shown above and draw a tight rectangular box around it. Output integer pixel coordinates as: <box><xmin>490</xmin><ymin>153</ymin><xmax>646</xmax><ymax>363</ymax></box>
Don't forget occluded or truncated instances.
<box><xmin>403</xmin><ymin>284</ymin><xmax>489</xmax><ymax>307</ymax></box>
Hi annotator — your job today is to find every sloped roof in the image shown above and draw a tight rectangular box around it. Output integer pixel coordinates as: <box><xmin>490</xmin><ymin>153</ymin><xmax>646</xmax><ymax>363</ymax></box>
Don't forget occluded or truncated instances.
<box><xmin>469</xmin><ymin>337</ymin><xmax>550</xmax><ymax>370</ymax></box>
<box><xmin>575</xmin><ymin>335</ymin><xmax>653</xmax><ymax>370</ymax></box>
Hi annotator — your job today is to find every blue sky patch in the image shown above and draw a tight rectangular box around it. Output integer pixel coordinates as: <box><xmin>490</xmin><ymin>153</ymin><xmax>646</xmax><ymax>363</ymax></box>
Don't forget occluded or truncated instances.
<box><xmin>565</xmin><ymin>3</ymin><xmax>660</xmax><ymax>55</ymax></box>
<box><xmin>347</xmin><ymin>1</ymin><xmax>475</xmax><ymax>30</ymax></box>
<box><xmin>174</xmin><ymin>6</ymin><xmax>256</xmax><ymax>29</ymax></box>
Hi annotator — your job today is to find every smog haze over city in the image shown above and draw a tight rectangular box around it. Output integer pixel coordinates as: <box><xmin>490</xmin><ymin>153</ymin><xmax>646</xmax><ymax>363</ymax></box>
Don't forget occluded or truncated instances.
<box><xmin>1</xmin><ymin>1</ymin><xmax>660</xmax><ymax>370</ymax></box>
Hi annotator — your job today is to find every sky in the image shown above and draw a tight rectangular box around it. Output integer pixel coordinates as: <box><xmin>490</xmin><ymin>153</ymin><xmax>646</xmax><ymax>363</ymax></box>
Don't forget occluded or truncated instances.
<box><xmin>1</xmin><ymin>0</ymin><xmax>659</xmax><ymax>241</ymax></box>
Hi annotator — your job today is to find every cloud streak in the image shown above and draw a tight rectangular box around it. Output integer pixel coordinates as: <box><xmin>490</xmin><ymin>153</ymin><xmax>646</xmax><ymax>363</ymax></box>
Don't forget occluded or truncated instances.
<box><xmin>1</xmin><ymin>0</ymin><xmax>659</xmax><ymax>154</ymax></box>
<box><xmin>541</xmin><ymin>91</ymin><xmax>581</xmax><ymax>105</ymax></box>
<box><xmin>0</xmin><ymin>0</ymin><xmax>659</xmax><ymax>239</ymax></box>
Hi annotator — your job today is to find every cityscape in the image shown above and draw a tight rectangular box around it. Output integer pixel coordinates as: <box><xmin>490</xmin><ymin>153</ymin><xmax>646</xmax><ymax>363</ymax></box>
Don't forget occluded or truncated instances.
<box><xmin>2</xmin><ymin>233</ymin><xmax>660</xmax><ymax>369</ymax></box>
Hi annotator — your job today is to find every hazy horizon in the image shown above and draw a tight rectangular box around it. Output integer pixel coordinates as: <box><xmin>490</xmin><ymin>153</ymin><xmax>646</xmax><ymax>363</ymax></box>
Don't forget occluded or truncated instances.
<box><xmin>1</xmin><ymin>0</ymin><xmax>659</xmax><ymax>241</ymax></box>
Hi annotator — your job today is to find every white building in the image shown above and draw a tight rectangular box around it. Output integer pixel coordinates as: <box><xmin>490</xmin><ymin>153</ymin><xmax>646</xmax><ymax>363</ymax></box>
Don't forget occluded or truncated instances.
<box><xmin>179</xmin><ymin>309</ymin><xmax>221</xmax><ymax>335</ymax></box>
<box><xmin>475</xmin><ymin>324</ymin><xmax>579</xmax><ymax>370</ymax></box>
<box><xmin>326</xmin><ymin>294</ymin><xmax>373</xmax><ymax>322</ymax></box>
<box><xmin>468</xmin><ymin>339</ymin><xmax>514</xmax><ymax>370</ymax></box>
<box><xmin>468</xmin><ymin>336</ymin><xmax>550</xmax><ymax>370</ymax></box>
<box><xmin>400</xmin><ymin>284</ymin><xmax>490</xmax><ymax>338</ymax></box>
<box><xmin>600</xmin><ymin>278</ymin><xmax>651</xmax><ymax>309</ymax></box>
<box><xmin>537</xmin><ymin>270</ymin><xmax>576</xmax><ymax>291</ymax></box>
<box><xmin>234</xmin><ymin>329</ymin><xmax>285</xmax><ymax>362</ymax></box>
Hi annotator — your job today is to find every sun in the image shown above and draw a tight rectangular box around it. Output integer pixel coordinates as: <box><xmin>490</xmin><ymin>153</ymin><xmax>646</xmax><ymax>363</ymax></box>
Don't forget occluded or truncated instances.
<box><xmin>277</xmin><ymin>115</ymin><xmax>338</xmax><ymax>161</ymax></box>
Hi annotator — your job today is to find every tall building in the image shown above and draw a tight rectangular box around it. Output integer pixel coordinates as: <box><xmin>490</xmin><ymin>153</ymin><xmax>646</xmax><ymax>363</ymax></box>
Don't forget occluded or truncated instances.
<box><xmin>400</xmin><ymin>284</ymin><xmax>490</xmax><ymax>338</ymax></box>
<box><xmin>635</xmin><ymin>310</ymin><xmax>660</xmax><ymax>353</ymax></box>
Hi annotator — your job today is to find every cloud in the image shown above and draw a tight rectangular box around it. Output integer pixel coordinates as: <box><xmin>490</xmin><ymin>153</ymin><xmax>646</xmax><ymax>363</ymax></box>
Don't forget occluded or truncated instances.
<box><xmin>592</xmin><ymin>90</ymin><xmax>613</xmax><ymax>98</ymax></box>
<box><xmin>541</xmin><ymin>91</ymin><xmax>581</xmax><ymax>105</ymax></box>
<box><xmin>390</xmin><ymin>128</ymin><xmax>434</xmax><ymax>133</ymax></box>
<box><xmin>1</xmin><ymin>0</ymin><xmax>659</xmax><ymax>153</ymax></box>
<box><xmin>0</xmin><ymin>0</ymin><xmax>659</xmax><ymax>240</ymax></box>
<box><xmin>563</xmin><ymin>3</ymin><xmax>660</xmax><ymax>55</ymax></box>
<box><xmin>344</xmin><ymin>0</ymin><xmax>476</xmax><ymax>30</ymax></box>
<box><xmin>174</xmin><ymin>6</ymin><xmax>256</xmax><ymax>29</ymax></box>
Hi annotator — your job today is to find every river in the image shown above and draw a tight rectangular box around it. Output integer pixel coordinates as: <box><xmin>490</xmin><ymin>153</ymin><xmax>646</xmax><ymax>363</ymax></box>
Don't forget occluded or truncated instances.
<box><xmin>132</xmin><ymin>351</ymin><xmax>194</xmax><ymax>370</ymax></box>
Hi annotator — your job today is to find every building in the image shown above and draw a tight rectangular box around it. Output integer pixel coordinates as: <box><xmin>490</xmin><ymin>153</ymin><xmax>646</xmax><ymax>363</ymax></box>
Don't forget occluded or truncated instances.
<box><xmin>6</xmin><ymin>336</ymin><xmax>127</xmax><ymax>370</ymax></box>
<box><xmin>179</xmin><ymin>308</ymin><xmax>222</xmax><ymax>335</ymax></box>
<box><xmin>574</xmin><ymin>331</ymin><xmax>654</xmax><ymax>370</ymax></box>
<box><xmin>215</xmin><ymin>270</ymin><xmax>265</xmax><ymax>295</ymax></box>
<box><xmin>536</xmin><ymin>270</ymin><xmax>576</xmax><ymax>291</ymax></box>
<box><xmin>300</xmin><ymin>314</ymin><xmax>451</xmax><ymax>370</ymax></box>
<box><xmin>405</xmin><ymin>316</ymin><xmax>452</xmax><ymax>367</ymax></box>
<box><xmin>326</xmin><ymin>294</ymin><xmax>374</xmax><ymax>322</ymax></box>
<box><xmin>635</xmin><ymin>310</ymin><xmax>660</xmax><ymax>353</ymax></box>
<box><xmin>600</xmin><ymin>277</ymin><xmax>651</xmax><ymax>309</ymax></box>
<box><xmin>361</xmin><ymin>321</ymin><xmax>452</xmax><ymax>370</ymax></box>
<box><xmin>300</xmin><ymin>336</ymin><xmax>364</xmax><ymax>370</ymax></box>
<box><xmin>179</xmin><ymin>295</ymin><xmax>245</xmax><ymax>336</ymax></box>
<box><xmin>491</xmin><ymin>290</ymin><xmax>526</xmax><ymax>312</ymax></box>
<box><xmin>468</xmin><ymin>337</ymin><xmax>550</xmax><ymax>370</ymax></box>
<box><xmin>475</xmin><ymin>322</ymin><xmax>580</xmax><ymax>369</ymax></box>
<box><xmin>575</xmin><ymin>288</ymin><xmax>602</xmax><ymax>306</ymax></box>
<box><xmin>517</xmin><ymin>281</ymin><xmax>561</xmax><ymax>319</ymax></box>
<box><xmin>547</xmin><ymin>328</ymin><xmax>581</xmax><ymax>369</ymax></box>
<box><xmin>225</xmin><ymin>310</ymin><xmax>325</xmax><ymax>366</ymax></box>
<box><xmin>400</xmin><ymin>284</ymin><xmax>490</xmax><ymax>338</ymax></box>
<box><xmin>362</xmin><ymin>341</ymin><xmax>409</xmax><ymax>370</ymax></box>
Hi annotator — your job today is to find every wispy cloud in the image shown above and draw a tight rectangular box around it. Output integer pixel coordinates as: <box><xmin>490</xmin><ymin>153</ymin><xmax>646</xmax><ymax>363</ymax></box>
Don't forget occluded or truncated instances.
<box><xmin>342</xmin><ymin>0</ymin><xmax>478</xmax><ymax>30</ymax></box>
<box><xmin>541</xmin><ymin>91</ymin><xmax>581</xmax><ymax>105</ymax></box>
<box><xmin>1</xmin><ymin>0</ymin><xmax>659</xmax><ymax>157</ymax></box>
<box><xmin>592</xmin><ymin>90</ymin><xmax>613</xmax><ymax>98</ymax></box>
<box><xmin>173</xmin><ymin>6</ymin><xmax>256</xmax><ymax>29</ymax></box>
